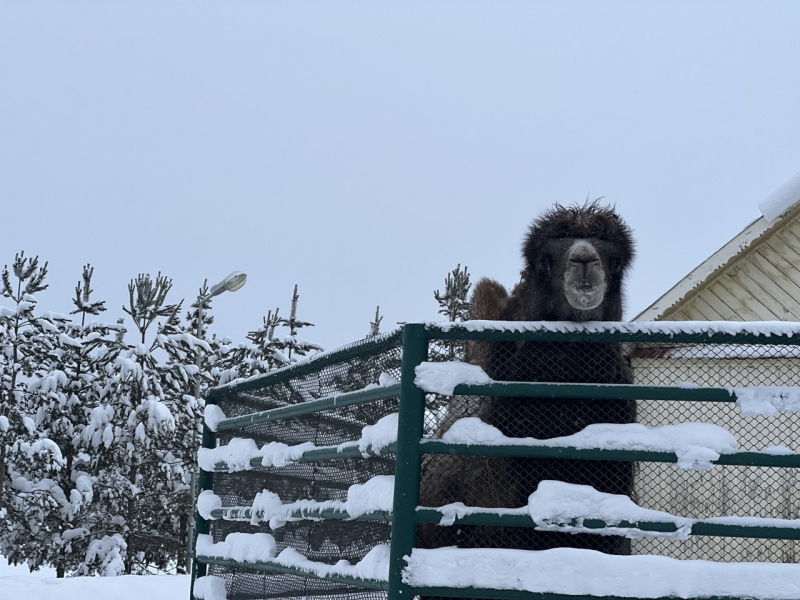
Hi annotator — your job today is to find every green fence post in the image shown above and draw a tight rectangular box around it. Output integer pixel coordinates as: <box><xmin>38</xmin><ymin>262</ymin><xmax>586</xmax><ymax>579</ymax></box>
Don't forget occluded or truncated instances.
<box><xmin>189</xmin><ymin>395</ymin><xmax>220</xmax><ymax>599</ymax></box>
<box><xmin>388</xmin><ymin>324</ymin><xmax>428</xmax><ymax>600</ymax></box>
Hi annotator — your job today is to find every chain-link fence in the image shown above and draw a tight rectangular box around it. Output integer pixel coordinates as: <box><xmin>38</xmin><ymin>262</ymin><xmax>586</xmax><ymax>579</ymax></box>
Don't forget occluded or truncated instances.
<box><xmin>421</xmin><ymin>334</ymin><xmax>800</xmax><ymax>562</ymax></box>
<box><xmin>633</xmin><ymin>342</ymin><xmax>800</xmax><ymax>563</ymax></box>
<box><xmin>200</xmin><ymin>330</ymin><xmax>403</xmax><ymax>600</ymax></box>
<box><xmin>194</xmin><ymin>322</ymin><xmax>800</xmax><ymax>600</ymax></box>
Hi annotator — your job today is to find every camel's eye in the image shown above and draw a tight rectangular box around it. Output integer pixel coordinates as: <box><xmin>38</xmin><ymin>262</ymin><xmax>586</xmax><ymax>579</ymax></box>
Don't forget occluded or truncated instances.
<box><xmin>535</xmin><ymin>254</ymin><xmax>552</xmax><ymax>279</ymax></box>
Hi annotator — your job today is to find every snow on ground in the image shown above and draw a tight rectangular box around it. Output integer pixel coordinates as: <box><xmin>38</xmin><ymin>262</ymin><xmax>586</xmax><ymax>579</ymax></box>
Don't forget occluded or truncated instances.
<box><xmin>0</xmin><ymin>555</ymin><xmax>56</xmax><ymax>578</ymax></box>
<box><xmin>0</xmin><ymin>556</ymin><xmax>189</xmax><ymax>600</ymax></box>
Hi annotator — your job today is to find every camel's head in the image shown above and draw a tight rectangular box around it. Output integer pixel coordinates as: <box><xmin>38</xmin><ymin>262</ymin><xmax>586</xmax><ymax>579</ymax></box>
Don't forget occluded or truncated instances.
<box><xmin>523</xmin><ymin>202</ymin><xmax>635</xmax><ymax>321</ymax></box>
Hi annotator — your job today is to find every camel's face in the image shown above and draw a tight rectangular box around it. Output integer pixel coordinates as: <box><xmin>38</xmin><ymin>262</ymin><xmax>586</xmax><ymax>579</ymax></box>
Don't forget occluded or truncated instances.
<box><xmin>531</xmin><ymin>237</ymin><xmax>626</xmax><ymax>321</ymax></box>
<box><xmin>563</xmin><ymin>240</ymin><xmax>607</xmax><ymax>311</ymax></box>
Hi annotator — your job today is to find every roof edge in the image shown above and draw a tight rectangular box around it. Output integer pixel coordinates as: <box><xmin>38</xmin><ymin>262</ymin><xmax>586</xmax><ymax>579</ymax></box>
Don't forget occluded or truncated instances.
<box><xmin>633</xmin><ymin>201</ymin><xmax>800</xmax><ymax>322</ymax></box>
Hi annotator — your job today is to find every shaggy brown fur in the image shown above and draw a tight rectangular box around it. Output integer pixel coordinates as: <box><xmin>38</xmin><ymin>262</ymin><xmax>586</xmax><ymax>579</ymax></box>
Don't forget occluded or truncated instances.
<box><xmin>419</xmin><ymin>201</ymin><xmax>636</xmax><ymax>556</ymax></box>
<box><xmin>524</xmin><ymin>202</ymin><xmax>635</xmax><ymax>272</ymax></box>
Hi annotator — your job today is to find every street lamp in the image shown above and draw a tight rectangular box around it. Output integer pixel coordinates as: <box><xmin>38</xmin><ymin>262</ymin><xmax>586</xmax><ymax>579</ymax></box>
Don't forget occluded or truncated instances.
<box><xmin>208</xmin><ymin>270</ymin><xmax>247</xmax><ymax>298</ymax></box>
<box><xmin>187</xmin><ymin>270</ymin><xmax>247</xmax><ymax>573</ymax></box>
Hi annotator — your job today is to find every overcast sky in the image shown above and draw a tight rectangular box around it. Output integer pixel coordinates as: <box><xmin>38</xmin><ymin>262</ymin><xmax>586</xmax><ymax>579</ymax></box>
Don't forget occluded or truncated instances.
<box><xmin>2</xmin><ymin>1</ymin><xmax>800</xmax><ymax>351</ymax></box>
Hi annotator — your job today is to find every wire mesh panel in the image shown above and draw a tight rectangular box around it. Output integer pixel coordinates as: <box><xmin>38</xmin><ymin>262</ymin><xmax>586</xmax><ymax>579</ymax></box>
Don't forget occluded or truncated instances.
<box><xmin>632</xmin><ymin>343</ymin><xmax>800</xmax><ymax>562</ymax></box>
<box><xmin>420</xmin><ymin>332</ymin><xmax>800</xmax><ymax>564</ymax></box>
<box><xmin>196</xmin><ymin>323</ymin><xmax>800</xmax><ymax>600</ymax></box>
<box><xmin>420</xmin><ymin>336</ymin><xmax>636</xmax><ymax>555</ymax></box>
<box><xmin>204</xmin><ymin>333</ymin><xmax>403</xmax><ymax>600</ymax></box>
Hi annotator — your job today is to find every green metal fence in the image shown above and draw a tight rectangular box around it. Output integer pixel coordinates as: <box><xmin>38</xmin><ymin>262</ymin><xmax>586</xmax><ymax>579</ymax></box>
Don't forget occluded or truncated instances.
<box><xmin>191</xmin><ymin>321</ymin><xmax>800</xmax><ymax>600</ymax></box>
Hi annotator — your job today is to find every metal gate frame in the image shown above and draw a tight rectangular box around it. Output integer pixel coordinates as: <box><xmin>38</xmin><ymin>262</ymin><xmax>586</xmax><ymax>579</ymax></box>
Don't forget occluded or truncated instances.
<box><xmin>192</xmin><ymin>321</ymin><xmax>800</xmax><ymax>600</ymax></box>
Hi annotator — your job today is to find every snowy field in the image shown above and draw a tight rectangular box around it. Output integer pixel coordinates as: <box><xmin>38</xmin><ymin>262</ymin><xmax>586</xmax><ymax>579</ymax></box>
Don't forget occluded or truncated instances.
<box><xmin>0</xmin><ymin>556</ymin><xmax>189</xmax><ymax>600</ymax></box>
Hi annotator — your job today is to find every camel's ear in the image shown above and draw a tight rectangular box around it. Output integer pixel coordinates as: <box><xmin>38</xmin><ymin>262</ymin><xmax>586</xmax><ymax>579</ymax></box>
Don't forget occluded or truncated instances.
<box><xmin>609</xmin><ymin>255</ymin><xmax>624</xmax><ymax>277</ymax></box>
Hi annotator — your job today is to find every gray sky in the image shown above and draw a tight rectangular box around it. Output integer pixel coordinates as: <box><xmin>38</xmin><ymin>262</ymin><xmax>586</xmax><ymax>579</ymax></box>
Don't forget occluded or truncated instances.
<box><xmin>2</xmin><ymin>1</ymin><xmax>800</xmax><ymax>351</ymax></box>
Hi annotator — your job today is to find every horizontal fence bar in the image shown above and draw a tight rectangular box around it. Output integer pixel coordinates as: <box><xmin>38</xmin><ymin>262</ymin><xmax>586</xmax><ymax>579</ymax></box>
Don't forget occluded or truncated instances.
<box><xmin>206</xmin><ymin>439</ymin><xmax>799</xmax><ymax>472</ymax></box>
<box><xmin>230</xmin><ymin>392</ymin><xmax>371</xmax><ymax>434</ymax></box>
<box><xmin>215</xmin><ymin>384</ymin><xmax>401</xmax><ymax>431</ymax></box>
<box><xmin>413</xmin><ymin>510</ymin><xmax>800</xmax><ymax>541</ymax></box>
<box><xmin>409</xmin><ymin>585</ymin><xmax>754</xmax><ymax>600</ymax></box>
<box><xmin>207</xmin><ymin>443</ymin><xmax>398</xmax><ymax>472</ymax></box>
<box><xmin>211</xmin><ymin>506</ymin><xmax>392</xmax><ymax>524</ymax></box>
<box><xmin>210</xmin><ymin>505</ymin><xmax>800</xmax><ymax>541</ymax></box>
<box><xmin>207</xmin><ymin>328</ymin><xmax>403</xmax><ymax>399</ymax></box>
<box><xmin>452</xmin><ymin>382</ymin><xmax>735</xmax><ymax>402</ymax></box>
<box><xmin>425</xmin><ymin>321</ymin><xmax>800</xmax><ymax>346</ymax></box>
<box><xmin>196</xmin><ymin>556</ymin><xmax>387</xmax><ymax>591</ymax></box>
<box><xmin>420</xmin><ymin>441</ymin><xmax>800</xmax><ymax>468</ymax></box>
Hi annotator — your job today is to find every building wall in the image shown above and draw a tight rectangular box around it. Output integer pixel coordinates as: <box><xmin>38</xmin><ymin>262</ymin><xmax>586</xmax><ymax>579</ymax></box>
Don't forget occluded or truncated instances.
<box><xmin>630</xmin><ymin>355</ymin><xmax>800</xmax><ymax>562</ymax></box>
<box><xmin>663</xmin><ymin>215</ymin><xmax>800</xmax><ymax>322</ymax></box>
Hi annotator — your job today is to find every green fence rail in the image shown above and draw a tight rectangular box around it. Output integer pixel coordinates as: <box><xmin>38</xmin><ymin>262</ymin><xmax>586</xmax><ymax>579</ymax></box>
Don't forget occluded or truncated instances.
<box><xmin>191</xmin><ymin>321</ymin><xmax>800</xmax><ymax>600</ymax></box>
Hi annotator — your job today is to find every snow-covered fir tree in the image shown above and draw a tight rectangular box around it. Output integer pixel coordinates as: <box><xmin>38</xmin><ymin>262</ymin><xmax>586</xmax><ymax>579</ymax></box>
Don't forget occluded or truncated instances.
<box><xmin>238</xmin><ymin>285</ymin><xmax>322</xmax><ymax>380</ymax></box>
<box><xmin>433</xmin><ymin>264</ymin><xmax>472</xmax><ymax>360</ymax></box>
<box><xmin>0</xmin><ymin>261</ymin><xmax>329</xmax><ymax>577</ymax></box>
<box><xmin>88</xmin><ymin>273</ymin><xmax>192</xmax><ymax>574</ymax></box>
<box><xmin>367</xmin><ymin>306</ymin><xmax>382</xmax><ymax>338</ymax></box>
<box><xmin>273</xmin><ymin>285</ymin><xmax>322</xmax><ymax>362</ymax></box>
<box><xmin>426</xmin><ymin>265</ymin><xmax>473</xmax><ymax>427</ymax></box>
<box><xmin>0</xmin><ymin>253</ymin><xmax>72</xmax><ymax>573</ymax></box>
<box><xmin>242</xmin><ymin>308</ymin><xmax>286</xmax><ymax>376</ymax></box>
<box><xmin>122</xmin><ymin>273</ymin><xmax>179</xmax><ymax>344</ymax></box>
<box><xmin>182</xmin><ymin>281</ymin><xmax>240</xmax><ymax>390</ymax></box>
<box><xmin>21</xmin><ymin>265</ymin><xmax>120</xmax><ymax>577</ymax></box>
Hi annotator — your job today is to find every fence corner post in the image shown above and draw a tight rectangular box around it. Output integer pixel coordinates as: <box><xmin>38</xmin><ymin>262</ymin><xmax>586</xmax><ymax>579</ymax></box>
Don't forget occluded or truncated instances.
<box><xmin>388</xmin><ymin>323</ymin><xmax>428</xmax><ymax>600</ymax></box>
<box><xmin>189</xmin><ymin>392</ymin><xmax>220</xmax><ymax>600</ymax></box>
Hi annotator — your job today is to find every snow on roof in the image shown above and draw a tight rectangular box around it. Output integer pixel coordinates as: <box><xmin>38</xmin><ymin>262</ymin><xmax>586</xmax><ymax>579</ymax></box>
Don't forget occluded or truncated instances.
<box><xmin>759</xmin><ymin>167</ymin><xmax>800</xmax><ymax>222</ymax></box>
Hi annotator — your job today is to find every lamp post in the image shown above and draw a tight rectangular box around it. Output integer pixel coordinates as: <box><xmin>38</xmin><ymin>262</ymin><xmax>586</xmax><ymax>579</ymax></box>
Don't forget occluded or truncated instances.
<box><xmin>186</xmin><ymin>270</ymin><xmax>247</xmax><ymax>573</ymax></box>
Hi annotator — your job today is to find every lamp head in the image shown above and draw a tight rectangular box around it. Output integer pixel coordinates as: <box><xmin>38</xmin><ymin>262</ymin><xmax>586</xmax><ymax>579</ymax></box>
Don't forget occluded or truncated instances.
<box><xmin>209</xmin><ymin>271</ymin><xmax>247</xmax><ymax>298</ymax></box>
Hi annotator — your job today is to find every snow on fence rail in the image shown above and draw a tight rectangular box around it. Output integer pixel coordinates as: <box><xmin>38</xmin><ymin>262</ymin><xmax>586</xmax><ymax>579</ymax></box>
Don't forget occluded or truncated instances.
<box><xmin>191</xmin><ymin>321</ymin><xmax>800</xmax><ymax>600</ymax></box>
